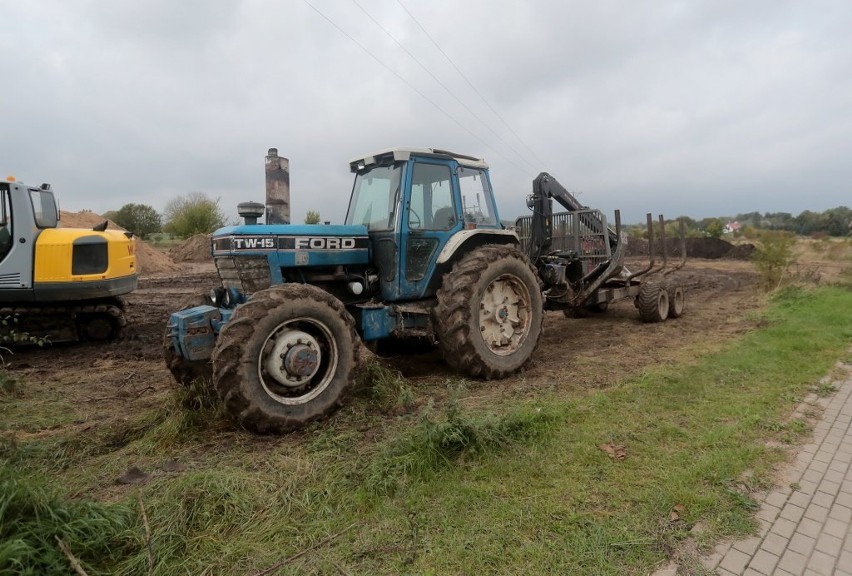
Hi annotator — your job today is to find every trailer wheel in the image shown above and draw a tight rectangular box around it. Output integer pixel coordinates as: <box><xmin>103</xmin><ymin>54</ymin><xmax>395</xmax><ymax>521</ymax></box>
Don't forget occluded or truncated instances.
<box><xmin>163</xmin><ymin>293</ymin><xmax>213</xmax><ymax>386</ymax></box>
<box><xmin>667</xmin><ymin>285</ymin><xmax>685</xmax><ymax>318</ymax></box>
<box><xmin>212</xmin><ymin>284</ymin><xmax>360</xmax><ymax>433</ymax></box>
<box><xmin>637</xmin><ymin>281</ymin><xmax>669</xmax><ymax>323</ymax></box>
<box><xmin>435</xmin><ymin>244</ymin><xmax>543</xmax><ymax>379</ymax></box>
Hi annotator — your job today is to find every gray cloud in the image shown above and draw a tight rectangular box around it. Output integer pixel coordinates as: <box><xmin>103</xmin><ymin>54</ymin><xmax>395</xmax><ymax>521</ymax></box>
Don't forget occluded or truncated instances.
<box><xmin>1</xmin><ymin>0</ymin><xmax>850</xmax><ymax>226</ymax></box>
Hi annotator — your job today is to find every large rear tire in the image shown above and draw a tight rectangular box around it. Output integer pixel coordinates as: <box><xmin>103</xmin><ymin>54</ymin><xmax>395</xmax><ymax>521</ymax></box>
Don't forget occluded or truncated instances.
<box><xmin>163</xmin><ymin>293</ymin><xmax>214</xmax><ymax>386</ymax></box>
<box><xmin>212</xmin><ymin>284</ymin><xmax>360</xmax><ymax>433</ymax></box>
<box><xmin>434</xmin><ymin>245</ymin><xmax>543</xmax><ymax>379</ymax></box>
<box><xmin>637</xmin><ymin>281</ymin><xmax>669</xmax><ymax>323</ymax></box>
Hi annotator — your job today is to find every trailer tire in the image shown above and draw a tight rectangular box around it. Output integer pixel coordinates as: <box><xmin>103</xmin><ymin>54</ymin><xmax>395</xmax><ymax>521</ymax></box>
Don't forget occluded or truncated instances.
<box><xmin>163</xmin><ymin>293</ymin><xmax>213</xmax><ymax>386</ymax></box>
<box><xmin>637</xmin><ymin>281</ymin><xmax>669</xmax><ymax>323</ymax></box>
<box><xmin>212</xmin><ymin>284</ymin><xmax>360</xmax><ymax>433</ymax></box>
<box><xmin>435</xmin><ymin>244</ymin><xmax>543</xmax><ymax>379</ymax></box>
<box><xmin>667</xmin><ymin>285</ymin><xmax>685</xmax><ymax>318</ymax></box>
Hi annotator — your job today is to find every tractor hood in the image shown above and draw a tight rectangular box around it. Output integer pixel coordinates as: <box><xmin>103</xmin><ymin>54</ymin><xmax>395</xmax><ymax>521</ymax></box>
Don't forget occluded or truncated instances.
<box><xmin>211</xmin><ymin>224</ymin><xmax>370</xmax><ymax>267</ymax></box>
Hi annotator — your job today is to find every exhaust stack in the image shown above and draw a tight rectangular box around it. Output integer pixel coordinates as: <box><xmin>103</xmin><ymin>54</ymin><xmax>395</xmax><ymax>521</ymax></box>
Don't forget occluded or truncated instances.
<box><xmin>265</xmin><ymin>148</ymin><xmax>290</xmax><ymax>225</ymax></box>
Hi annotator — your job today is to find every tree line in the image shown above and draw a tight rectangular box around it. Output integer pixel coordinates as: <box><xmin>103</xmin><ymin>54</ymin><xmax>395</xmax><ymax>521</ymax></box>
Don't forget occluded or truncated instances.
<box><xmin>628</xmin><ymin>206</ymin><xmax>852</xmax><ymax>240</ymax></box>
<box><xmin>103</xmin><ymin>192</ymin><xmax>227</xmax><ymax>239</ymax></box>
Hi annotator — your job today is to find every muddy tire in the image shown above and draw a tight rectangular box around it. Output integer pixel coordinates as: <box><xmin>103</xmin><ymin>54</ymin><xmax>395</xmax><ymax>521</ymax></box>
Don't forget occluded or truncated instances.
<box><xmin>435</xmin><ymin>244</ymin><xmax>543</xmax><ymax>379</ymax></box>
<box><xmin>212</xmin><ymin>284</ymin><xmax>360</xmax><ymax>433</ymax></box>
<box><xmin>667</xmin><ymin>285</ymin><xmax>685</xmax><ymax>318</ymax></box>
<box><xmin>637</xmin><ymin>281</ymin><xmax>669</xmax><ymax>323</ymax></box>
<box><xmin>163</xmin><ymin>293</ymin><xmax>213</xmax><ymax>386</ymax></box>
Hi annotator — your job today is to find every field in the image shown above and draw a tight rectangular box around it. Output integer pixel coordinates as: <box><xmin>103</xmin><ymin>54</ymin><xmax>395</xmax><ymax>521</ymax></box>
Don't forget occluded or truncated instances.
<box><xmin>2</xmin><ymin>239</ymin><xmax>852</xmax><ymax>574</ymax></box>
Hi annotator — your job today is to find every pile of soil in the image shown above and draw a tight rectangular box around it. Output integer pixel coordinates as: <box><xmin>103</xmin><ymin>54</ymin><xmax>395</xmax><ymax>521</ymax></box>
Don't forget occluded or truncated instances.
<box><xmin>59</xmin><ymin>210</ymin><xmax>181</xmax><ymax>276</ymax></box>
<box><xmin>625</xmin><ymin>237</ymin><xmax>755</xmax><ymax>260</ymax></box>
<box><xmin>169</xmin><ymin>234</ymin><xmax>212</xmax><ymax>262</ymax></box>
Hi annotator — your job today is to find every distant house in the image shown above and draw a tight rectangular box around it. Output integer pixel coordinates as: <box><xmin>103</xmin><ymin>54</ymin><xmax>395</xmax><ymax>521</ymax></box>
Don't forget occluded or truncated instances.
<box><xmin>723</xmin><ymin>221</ymin><xmax>740</xmax><ymax>234</ymax></box>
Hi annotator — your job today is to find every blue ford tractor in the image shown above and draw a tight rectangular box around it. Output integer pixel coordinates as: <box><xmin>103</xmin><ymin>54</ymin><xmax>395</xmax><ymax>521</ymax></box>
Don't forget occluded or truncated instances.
<box><xmin>165</xmin><ymin>147</ymin><xmax>684</xmax><ymax>433</ymax></box>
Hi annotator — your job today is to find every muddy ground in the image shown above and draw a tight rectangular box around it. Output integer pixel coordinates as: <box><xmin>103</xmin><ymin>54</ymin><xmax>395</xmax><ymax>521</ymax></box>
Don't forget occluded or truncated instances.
<box><xmin>5</xmin><ymin>257</ymin><xmax>763</xmax><ymax>439</ymax></box>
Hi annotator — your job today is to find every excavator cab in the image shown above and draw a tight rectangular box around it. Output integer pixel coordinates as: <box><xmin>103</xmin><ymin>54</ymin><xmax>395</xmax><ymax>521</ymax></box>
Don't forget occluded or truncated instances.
<box><xmin>0</xmin><ymin>177</ymin><xmax>137</xmax><ymax>342</ymax></box>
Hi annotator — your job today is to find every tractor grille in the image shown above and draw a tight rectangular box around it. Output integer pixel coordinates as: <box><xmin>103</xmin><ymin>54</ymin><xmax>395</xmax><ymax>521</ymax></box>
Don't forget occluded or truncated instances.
<box><xmin>215</xmin><ymin>256</ymin><xmax>271</xmax><ymax>294</ymax></box>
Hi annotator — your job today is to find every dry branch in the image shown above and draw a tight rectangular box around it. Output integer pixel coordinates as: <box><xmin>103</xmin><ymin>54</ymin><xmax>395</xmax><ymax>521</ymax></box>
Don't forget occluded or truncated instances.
<box><xmin>250</xmin><ymin>523</ymin><xmax>357</xmax><ymax>576</ymax></box>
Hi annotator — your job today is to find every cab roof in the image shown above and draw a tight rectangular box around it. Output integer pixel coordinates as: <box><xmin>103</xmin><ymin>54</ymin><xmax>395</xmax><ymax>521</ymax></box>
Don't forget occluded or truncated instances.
<box><xmin>349</xmin><ymin>147</ymin><xmax>489</xmax><ymax>172</ymax></box>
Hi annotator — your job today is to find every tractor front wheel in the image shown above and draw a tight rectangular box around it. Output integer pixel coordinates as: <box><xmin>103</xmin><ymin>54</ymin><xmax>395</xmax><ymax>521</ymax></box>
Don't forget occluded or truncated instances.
<box><xmin>212</xmin><ymin>284</ymin><xmax>360</xmax><ymax>433</ymax></box>
<box><xmin>435</xmin><ymin>244</ymin><xmax>543</xmax><ymax>379</ymax></box>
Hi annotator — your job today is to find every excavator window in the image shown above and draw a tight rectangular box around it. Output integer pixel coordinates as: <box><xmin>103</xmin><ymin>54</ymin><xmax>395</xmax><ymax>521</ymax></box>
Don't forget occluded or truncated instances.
<box><xmin>29</xmin><ymin>189</ymin><xmax>58</xmax><ymax>229</ymax></box>
<box><xmin>0</xmin><ymin>188</ymin><xmax>10</xmax><ymax>261</ymax></box>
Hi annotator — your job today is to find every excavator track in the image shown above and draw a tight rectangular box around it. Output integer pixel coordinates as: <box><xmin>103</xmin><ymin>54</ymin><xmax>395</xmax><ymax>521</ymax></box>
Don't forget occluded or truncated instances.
<box><xmin>0</xmin><ymin>298</ymin><xmax>127</xmax><ymax>344</ymax></box>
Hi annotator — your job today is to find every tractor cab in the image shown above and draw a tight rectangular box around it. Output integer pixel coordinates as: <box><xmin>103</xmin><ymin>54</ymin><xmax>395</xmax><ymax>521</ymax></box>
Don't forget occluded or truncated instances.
<box><xmin>345</xmin><ymin>148</ymin><xmax>503</xmax><ymax>301</ymax></box>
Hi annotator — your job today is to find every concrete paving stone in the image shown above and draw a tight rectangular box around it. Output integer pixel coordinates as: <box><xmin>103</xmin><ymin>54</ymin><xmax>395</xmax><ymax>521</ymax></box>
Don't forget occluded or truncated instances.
<box><xmin>774</xmin><ymin>570</ymin><xmax>796</xmax><ymax>576</ymax></box>
<box><xmin>742</xmin><ymin>569</ymin><xmax>763</xmax><ymax>576</ymax></box>
<box><xmin>824</xmin><ymin>468</ymin><xmax>846</xmax><ymax>485</ymax></box>
<box><xmin>760</xmin><ymin>531</ymin><xmax>789</xmax><ymax>556</ymax></box>
<box><xmin>806</xmin><ymin>549</ymin><xmax>835</xmax><ymax>574</ymax></box>
<box><xmin>815</xmin><ymin>532</ymin><xmax>843</xmax><ymax>556</ymax></box>
<box><xmin>765</xmin><ymin>490</ymin><xmax>790</xmax><ymax>509</ymax></box>
<box><xmin>810</xmin><ymin>459</ymin><xmax>830</xmax><ymax>473</ymax></box>
<box><xmin>828</xmin><ymin>503</ymin><xmax>852</xmax><ymax>523</ymax></box>
<box><xmin>839</xmin><ymin>549</ymin><xmax>852</xmax><ymax>565</ymax></box>
<box><xmin>817</xmin><ymin>479</ymin><xmax>841</xmax><ymax>496</ymax></box>
<box><xmin>836</xmin><ymin>491</ymin><xmax>852</xmax><ymax>508</ymax></box>
<box><xmin>804</xmin><ymin>503</ymin><xmax>830</xmax><ymax>523</ymax></box>
<box><xmin>719</xmin><ymin>548</ymin><xmax>751</xmax><ymax>573</ymax></box>
<box><xmin>747</xmin><ymin>549</ymin><xmax>780</xmax><ymax>575</ymax></box>
<box><xmin>777</xmin><ymin>549</ymin><xmax>807</xmax><ymax>574</ymax></box>
<box><xmin>733</xmin><ymin>535</ymin><xmax>763</xmax><ymax>556</ymax></box>
<box><xmin>812</xmin><ymin>491</ymin><xmax>835</xmax><ymax>509</ymax></box>
<box><xmin>841</xmin><ymin>479</ymin><xmax>852</xmax><ymax>494</ymax></box>
<box><xmin>771</xmin><ymin>517</ymin><xmax>799</xmax><ymax>539</ymax></box>
<box><xmin>780</xmin><ymin>503</ymin><xmax>806</xmax><ymax>523</ymax></box>
<box><xmin>715</xmin><ymin>568</ymin><xmax>737</xmax><ymax>576</ymax></box>
<box><xmin>821</xmin><ymin>517</ymin><xmax>849</xmax><ymax>540</ymax></box>
<box><xmin>803</xmin><ymin>469</ymin><xmax>825</xmax><ymax>484</ymax></box>
<box><xmin>829</xmin><ymin>459</ymin><xmax>850</xmax><ymax>472</ymax></box>
<box><xmin>757</xmin><ymin>505</ymin><xmax>781</xmax><ymax>524</ymax></box>
<box><xmin>789</xmin><ymin>491</ymin><xmax>811</xmax><ymax>509</ymax></box>
<box><xmin>787</xmin><ymin>532</ymin><xmax>816</xmax><ymax>556</ymax></box>
<box><xmin>797</xmin><ymin>517</ymin><xmax>823</xmax><ymax>539</ymax></box>
<box><xmin>797</xmin><ymin>479</ymin><xmax>818</xmax><ymax>495</ymax></box>
<box><xmin>701</xmin><ymin>551</ymin><xmax>723</xmax><ymax>570</ymax></box>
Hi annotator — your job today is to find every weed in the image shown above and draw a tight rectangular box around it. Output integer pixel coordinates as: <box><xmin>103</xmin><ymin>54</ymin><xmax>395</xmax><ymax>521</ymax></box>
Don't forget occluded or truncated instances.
<box><xmin>814</xmin><ymin>382</ymin><xmax>837</xmax><ymax>397</ymax></box>
<box><xmin>354</xmin><ymin>357</ymin><xmax>413</xmax><ymax>412</ymax></box>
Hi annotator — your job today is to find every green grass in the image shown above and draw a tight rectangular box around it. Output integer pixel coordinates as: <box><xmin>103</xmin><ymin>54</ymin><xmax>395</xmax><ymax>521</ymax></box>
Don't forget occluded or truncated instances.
<box><xmin>2</xmin><ymin>285</ymin><xmax>851</xmax><ymax>574</ymax></box>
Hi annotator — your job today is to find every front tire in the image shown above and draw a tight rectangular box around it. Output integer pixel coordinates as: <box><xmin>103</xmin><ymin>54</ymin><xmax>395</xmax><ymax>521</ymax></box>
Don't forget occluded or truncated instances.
<box><xmin>435</xmin><ymin>245</ymin><xmax>543</xmax><ymax>379</ymax></box>
<box><xmin>212</xmin><ymin>284</ymin><xmax>360</xmax><ymax>433</ymax></box>
<box><xmin>667</xmin><ymin>285</ymin><xmax>685</xmax><ymax>318</ymax></box>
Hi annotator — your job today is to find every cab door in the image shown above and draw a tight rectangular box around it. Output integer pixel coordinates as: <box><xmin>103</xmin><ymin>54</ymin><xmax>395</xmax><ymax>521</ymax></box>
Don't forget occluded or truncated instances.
<box><xmin>397</xmin><ymin>158</ymin><xmax>461</xmax><ymax>299</ymax></box>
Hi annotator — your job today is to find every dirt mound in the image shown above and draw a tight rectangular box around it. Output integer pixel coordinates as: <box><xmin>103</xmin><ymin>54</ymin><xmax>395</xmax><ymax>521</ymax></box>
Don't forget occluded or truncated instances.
<box><xmin>625</xmin><ymin>237</ymin><xmax>755</xmax><ymax>260</ymax></box>
<box><xmin>59</xmin><ymin>210</ymin><xmax>181</xmax><ymax>276</ymax></box>
<box><xmin>169</xmin><ymin>234</ymin><xmax>212</xmax><ymax>262</ymax></box>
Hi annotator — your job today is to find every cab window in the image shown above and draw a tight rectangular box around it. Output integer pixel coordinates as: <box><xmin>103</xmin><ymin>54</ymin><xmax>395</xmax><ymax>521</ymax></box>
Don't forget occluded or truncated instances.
<box><xmin>345</xmin><ymin>164</ymin><xmax>401</xmax><ymax>231</ymax></box>
<box><xmin>458</xmin><ymin>167</ymin><xmax>497</xmax><ymax>226</ymax></box>
<box><xmin>30</xmin><ymin>189</ymin><xmax>58</xmax><ymax>229</ymax></box>
<box><xmin>410</xmin><ymin>163</ymin><xmax>456</xmax><ymax>230</ymax></box>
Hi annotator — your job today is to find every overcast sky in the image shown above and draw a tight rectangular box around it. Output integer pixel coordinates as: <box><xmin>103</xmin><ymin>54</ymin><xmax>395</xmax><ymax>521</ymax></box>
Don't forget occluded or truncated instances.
<box><xmin>2</xmin><ymin>0</ymin><xmax>850</xmax><ymax>225</ymax></box>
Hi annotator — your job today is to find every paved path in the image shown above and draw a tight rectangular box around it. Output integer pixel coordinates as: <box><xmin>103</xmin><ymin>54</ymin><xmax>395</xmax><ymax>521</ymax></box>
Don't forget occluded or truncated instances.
<box><xmin>708</xmin><ymin>359</ymin><xmax>852</xmax><ymax>576</ymax></box>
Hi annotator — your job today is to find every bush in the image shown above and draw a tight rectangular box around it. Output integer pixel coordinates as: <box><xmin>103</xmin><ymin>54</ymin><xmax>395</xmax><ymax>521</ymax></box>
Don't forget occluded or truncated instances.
<box><xmin>752</xmin><ymin>231</ymin><xmax>796</xmax><ymax>289</ymax></box>
<box><xmin>162</xmin><ymin>193</ymin><xmax>226</xmax><ymax>239</ymax></box>
<box><xmin>102</xmin><ymin>204</ymin><xmax>161</xmax><ymax>239</ymax></box>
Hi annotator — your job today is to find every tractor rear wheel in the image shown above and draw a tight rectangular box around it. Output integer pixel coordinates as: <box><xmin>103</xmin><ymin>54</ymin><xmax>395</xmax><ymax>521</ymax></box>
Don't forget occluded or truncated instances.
<box><xmin>163</xmin><ymin>293</ymin><xmax>214</xmax><ymax>386</ymax></box>
<box><xmin>212</xmin><ymin>284</ymin><xmax>360</xmax><ymax>433</ymax></box>
<box><xmin>667</xmin><ymin>285</ymin><xmax>685</xmax><ymax>318</ymax></box>
<box><xmin>637</xmin><ymin>281</ymin><xmax>669</xmax><ymax>323</ymax></box>
<box><xmin>435</xmin><ymin>244</ymin><xmax>543</xmax><ymax>379</ymax></box>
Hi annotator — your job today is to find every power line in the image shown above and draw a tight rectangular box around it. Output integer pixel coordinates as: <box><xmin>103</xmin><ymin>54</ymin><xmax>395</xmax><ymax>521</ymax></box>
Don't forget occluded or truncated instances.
<box><xmin>395</xmin><ymin>0</ymin><xmax>549</xmax><ymax>168</ymax></box>
<box><xmin>301</xmin><ymin>0</ymin><xmax>529</xmax><ymax>174</ymax></box>
<box><xmin>349</xmin><ymin>0</ymin><xmax>539</xmax><ymax>172</ymax></box>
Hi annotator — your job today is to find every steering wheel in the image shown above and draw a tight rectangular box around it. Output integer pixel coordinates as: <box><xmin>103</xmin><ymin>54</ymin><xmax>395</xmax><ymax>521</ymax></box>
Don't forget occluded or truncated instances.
<box><xmin>408</xmin><ymin>209</ymin><xmax>421</xmax><ymax>229</ymax></box>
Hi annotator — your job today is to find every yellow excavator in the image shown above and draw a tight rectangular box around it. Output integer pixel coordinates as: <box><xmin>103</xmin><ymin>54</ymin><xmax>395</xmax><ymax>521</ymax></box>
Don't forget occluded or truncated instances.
<box><xmin>0</xmin><ymin>176</ymin><xmax>138</xmax><ymax>343</ymax></box>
